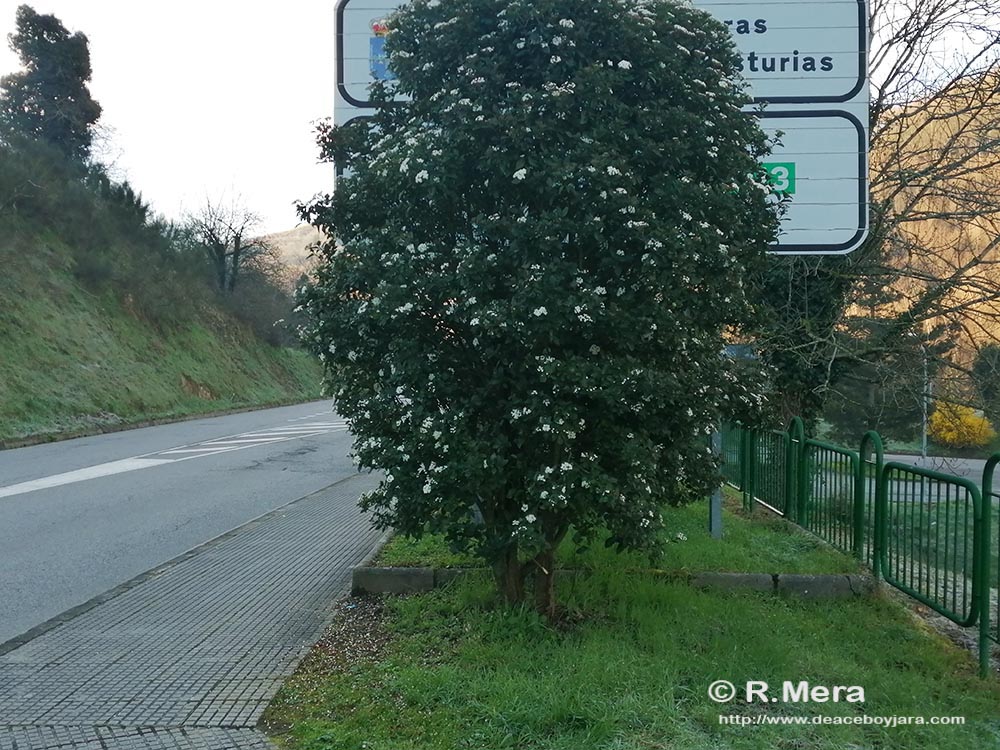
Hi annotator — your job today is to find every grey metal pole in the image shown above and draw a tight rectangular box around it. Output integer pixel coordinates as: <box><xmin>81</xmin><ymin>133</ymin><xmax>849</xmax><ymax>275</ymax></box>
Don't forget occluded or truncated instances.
<box><xmin>920</xmin><ymin>345</ymin><xmax>928</xmax><ymax>465</ymax></box>
<box><xmin>709</xmin><ymin>427</ymin><xmax>723</xmax><ymax>539</ymax></box>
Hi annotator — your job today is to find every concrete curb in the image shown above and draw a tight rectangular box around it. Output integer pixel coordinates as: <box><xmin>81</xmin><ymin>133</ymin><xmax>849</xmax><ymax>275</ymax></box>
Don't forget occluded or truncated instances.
<box><xmin>351</xmin><ymin>566</ymin><xmax>877</xmax><ymax>600</ymax></box>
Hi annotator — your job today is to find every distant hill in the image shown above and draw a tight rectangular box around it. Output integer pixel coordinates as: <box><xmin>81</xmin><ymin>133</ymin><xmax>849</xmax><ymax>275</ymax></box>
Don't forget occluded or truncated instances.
<box><xmin>265</xmin><ymin>225</ymin><xmax>324</xmax><ymax>287</ymax></box>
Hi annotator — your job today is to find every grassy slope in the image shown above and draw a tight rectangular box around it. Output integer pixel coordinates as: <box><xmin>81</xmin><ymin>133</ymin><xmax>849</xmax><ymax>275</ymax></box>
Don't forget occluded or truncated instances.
<box><xmin>266</xmin><ymin>501</ymin><xmax>1000</xmax><ymax>750</ymax></box>
<box><xmin>0</xmin><ymin>234</ymin><xmax>322</xmax><ymax>442</ymax></box>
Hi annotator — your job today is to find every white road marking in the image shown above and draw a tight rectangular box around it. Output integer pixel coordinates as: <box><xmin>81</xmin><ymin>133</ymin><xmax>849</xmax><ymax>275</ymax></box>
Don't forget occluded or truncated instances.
<box><xmin>156</xmin><ymin>447</ymin><xmax>240</xmax><ymax>455</ymax></box>
<box><xmin>0</xmin><ymin>420</ymin><xmax>352</xmax><ymax>500</ymax></box>
<box><xmin>0</xmin><ymin>458</ymin><xmax>173</xmax><ymax>499</ymax></box>
<box><xmin>200</xmin><ymin>436</ymin><xmax>302</xmax><ymax>445</ymax></box>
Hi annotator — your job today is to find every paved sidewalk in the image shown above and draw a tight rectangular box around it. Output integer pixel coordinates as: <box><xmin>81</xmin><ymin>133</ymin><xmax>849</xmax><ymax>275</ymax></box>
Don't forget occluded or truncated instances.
<box><xmin>0</xmin><ymin>473</ymin><xmax>382</xmax><ymax>750</ymax></box>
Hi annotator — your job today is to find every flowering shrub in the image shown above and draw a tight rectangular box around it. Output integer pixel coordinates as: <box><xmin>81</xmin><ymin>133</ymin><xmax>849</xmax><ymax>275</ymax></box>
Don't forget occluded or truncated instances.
<box><xmin>298</xmin><ymin>0</ymin><xmax>779</xmax><ymax>614</ymax></box>
<box><xmin>928</xmin><ymin>403</ymin><xmax>995</xmax><ymax>448</ymax></box>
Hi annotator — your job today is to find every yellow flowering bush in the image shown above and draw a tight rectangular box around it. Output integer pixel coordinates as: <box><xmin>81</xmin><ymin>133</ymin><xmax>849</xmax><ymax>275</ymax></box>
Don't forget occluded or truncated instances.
<box><xmin>928</xmin><ymin>403</ymin><xmax>995</xmax><ymax>448</ymax></box>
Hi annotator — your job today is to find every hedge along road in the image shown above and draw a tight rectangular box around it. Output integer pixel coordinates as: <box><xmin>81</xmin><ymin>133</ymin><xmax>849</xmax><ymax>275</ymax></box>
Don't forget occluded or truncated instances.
<box><xmin>0</xmin><ymin>400</ymin><xmax>361</xmax><ymax>644</ymax></box>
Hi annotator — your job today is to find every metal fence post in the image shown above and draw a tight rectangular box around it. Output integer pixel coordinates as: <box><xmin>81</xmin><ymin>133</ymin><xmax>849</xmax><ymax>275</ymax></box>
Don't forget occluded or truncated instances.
<box><xmin>786</xmin><ymin>417</ymin><xmax>805</xmax><ymax>522</ymax></box>
<box><xmin>859</xmin><ymin>431</ymin><xmax>884</xmax><ymax>574</ymax></box>
<box><xmin>851</xmin><ymin>449</ymin><xmax>865</xmax><ymax>561</ymax></box>
<box><xmin>875</xmin><ymin>462</ymin><xmax>889</xmax><ymax>583</ymax></box>
<box><xmin>739</xmin><ymin>426</ymin><xmax>750</xmax><ymax>511</ymax></box>
<box><xmin>980</xmin><ymin>455</ymin><xmax>998</xmax><ymax>679</ymax></box>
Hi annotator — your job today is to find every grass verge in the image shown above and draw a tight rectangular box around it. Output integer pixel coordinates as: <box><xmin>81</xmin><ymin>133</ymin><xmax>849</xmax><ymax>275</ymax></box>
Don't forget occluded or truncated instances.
<box><xmin>375</xmin><ymin>496</ymin><xmax>859</xmax><ymax>575</ymax></box>
<box><xmin>265</xmin><ymin>502</ymin><xmax>999</xmax><ymax>750</ymax></box>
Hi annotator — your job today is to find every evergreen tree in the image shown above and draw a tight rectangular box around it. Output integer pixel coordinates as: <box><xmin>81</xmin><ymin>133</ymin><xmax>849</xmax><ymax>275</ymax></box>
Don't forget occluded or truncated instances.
<box><xmin>1</xmin><ymin>5</ymin><xmax>102</xmax><ymax>161</ymax></box>
<box><xmin>299</xmin><ymin>0</ymin><xmax>779</xmax><ymax>616</ymax></box>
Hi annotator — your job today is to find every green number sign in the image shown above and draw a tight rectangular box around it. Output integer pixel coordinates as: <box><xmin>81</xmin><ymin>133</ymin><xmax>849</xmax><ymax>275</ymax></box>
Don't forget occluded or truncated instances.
<box><xmin>763</xmin><ymin>162</ymin><xmax>796</xmax><ymax>195</ymax></box>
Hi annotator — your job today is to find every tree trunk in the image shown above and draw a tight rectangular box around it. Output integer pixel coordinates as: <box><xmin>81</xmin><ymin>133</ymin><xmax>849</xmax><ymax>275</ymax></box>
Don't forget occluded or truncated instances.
<box><xmin>228</xmin><ymin>237</ymin><xmax>242</xmax><ymax>293</ymax></box>
<box><xmin>533</xmin><ymin>548</ymin><xmax>557</xmax><ymax>621</ymax></box>
<box><xmin>493</xmin><ymin>546</ymin><xmax>525</xmax><ymax>605</ymax></box>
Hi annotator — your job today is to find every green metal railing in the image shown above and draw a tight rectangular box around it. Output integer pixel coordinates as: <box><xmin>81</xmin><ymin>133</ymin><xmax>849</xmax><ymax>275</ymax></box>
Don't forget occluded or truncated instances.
<box><xmin>721</xmin><ymin>419</ymin><xmax>996</xmax><ymax>678</ymax></box>
<box><xmin>981</xmin><ymin>456</ymin><xmax>999</xmax><ymax>679</ymax></box>
<box><xmin>859</xmin><ymin>431</ymin><xmax>883</xmax><ymax>571</ymax></box>
<box><xmin>753</xmin><ymin>430</ymin><xmax>789</xmax><ymax>516</ymax></box>
<box><xmin>800</xmin><ymin>439</ymin><xmax>862</xmax><ymax>557</ymax></box>
<box><xmin>877</xmin><ymin>462</ymin><xmax>982</xmax><ymax>627</ymax></box>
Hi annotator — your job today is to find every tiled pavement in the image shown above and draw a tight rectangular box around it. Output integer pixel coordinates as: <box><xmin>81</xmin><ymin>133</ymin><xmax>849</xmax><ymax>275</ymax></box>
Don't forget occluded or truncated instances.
<box><xmin>0</xmin><ymin>473</ymin><xmax>382</xmax><ymax>749</ymax></box>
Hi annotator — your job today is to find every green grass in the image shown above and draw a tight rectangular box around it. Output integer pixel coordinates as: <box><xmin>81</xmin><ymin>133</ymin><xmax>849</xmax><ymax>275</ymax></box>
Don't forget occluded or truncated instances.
<box><xmin>0</xmin><ymin>234</ymin><xmax>323</xmax><ymax>441</ymax></box>
<box><xmin>376</xmin><ymin>496</ymin><xmax>859</xmax><ymax>575</ymax></box>
<box><xmin>266</xmin><ymin>547</ymin><xmax>1000</xmax><ymax>749</ymax></box>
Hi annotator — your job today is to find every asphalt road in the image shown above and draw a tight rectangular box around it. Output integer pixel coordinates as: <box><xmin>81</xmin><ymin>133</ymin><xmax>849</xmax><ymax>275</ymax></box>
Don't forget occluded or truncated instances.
<box><xmin>0</xmin><ymin>400</ymin><xmax>362</xmax><ymax>645</ymax></box>
<box><xmin>884</xmin><ymin>453</ymin><xmax>988</xmax><ymax>483</ymax></box>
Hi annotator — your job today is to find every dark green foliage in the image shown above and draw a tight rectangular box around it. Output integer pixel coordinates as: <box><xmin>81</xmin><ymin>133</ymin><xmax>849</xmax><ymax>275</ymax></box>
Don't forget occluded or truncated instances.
<box><xmin>822</xmin><ymin>359</ymin><xmax>925</xmax><ymax>444</ymax></box>
<box><xmin>972</xmin><ymin>344</ymin><xmax>1000</xmax><ymax>425</ymax></box>
<box><xmin>0</xmin><ymin>5</ymin><xmax>102</xmax><ymax>161</ymax></box>
<box><xmin>300</xmin><ymin>0</ymin><xmax>779</xmax><ymax>610</ymax></box>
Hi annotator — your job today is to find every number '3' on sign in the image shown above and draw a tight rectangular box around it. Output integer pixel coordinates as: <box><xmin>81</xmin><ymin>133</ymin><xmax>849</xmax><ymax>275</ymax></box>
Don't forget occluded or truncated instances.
<box><xmin>763</xmin><ymin>162</ymin><xmax>796</xmax><ymax>195</ymax></box>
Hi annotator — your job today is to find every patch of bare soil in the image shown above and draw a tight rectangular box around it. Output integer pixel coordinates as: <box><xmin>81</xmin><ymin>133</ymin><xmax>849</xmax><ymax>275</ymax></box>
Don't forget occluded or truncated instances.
<box><xmin>307</xmin><ymin>595</ymin><xmax>392</xmax><ymax>672</ymax></box>
<box><xmin>259</xmin><ymin>595</ymin><xmax>393</xmax><ymax>737</ymax></box>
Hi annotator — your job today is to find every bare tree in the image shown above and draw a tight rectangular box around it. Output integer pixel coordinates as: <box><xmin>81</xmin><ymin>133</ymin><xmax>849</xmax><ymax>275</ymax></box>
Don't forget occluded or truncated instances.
<box><xmin>188</xmin><ymin>197</ymin><xmax>272</xmax><ymax>293</ymax></box>
<box><xmin>755</xmin><ymin>0</ymin><xmax>1000</xmax><ymax>431</ymax></box>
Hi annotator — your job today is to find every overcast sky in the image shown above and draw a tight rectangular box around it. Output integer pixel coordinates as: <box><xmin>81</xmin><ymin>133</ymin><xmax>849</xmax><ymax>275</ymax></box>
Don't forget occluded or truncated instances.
<box><xmin>0</xmin><ymin>1</ymin><xmax>337</xmax><ymax>234</ymax></box>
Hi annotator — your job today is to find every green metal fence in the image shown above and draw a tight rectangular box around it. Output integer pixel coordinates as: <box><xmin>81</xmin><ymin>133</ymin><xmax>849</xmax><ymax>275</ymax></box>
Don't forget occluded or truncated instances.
<box><xmin>752</xmin><ymin>430</ymin><xmax>789</xmax><ymax>516</ymax></box>
<box><xmin>877</xmin><ymin>462</ymin><xmax>982</xmax><ymax>627</ymax></box>
<box><xmin>799</xmin><ymin>439</ymin><xmax>862</xmax><ymax>557</ymax></box>
<box><xmin>981</xmin><ymin>456</ymin><xmax>999</xmax><ymax>678</ymax></box>
<box><xmin>721</xmin><ymin>419</ymin><xmax>996</xmax><ymax>678</ymax></box>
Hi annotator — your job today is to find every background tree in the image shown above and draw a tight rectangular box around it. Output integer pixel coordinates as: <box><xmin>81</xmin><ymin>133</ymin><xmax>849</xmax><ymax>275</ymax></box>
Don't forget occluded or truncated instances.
<box><xmin>188</xmin><ymin>198</ymin><xmax>272</xmax><ymax>293</ymax></box>
<box><xmin>299</xmin><ymin>0</ymin><xmax>779</xmax><ymax>617</ymax></box>
<box><xmin>972</xmin><ymin>343</ymin><xmax>1000</xmax><ymax>426</ymax></box>
<box><xmin>753</xmin><ymin>0</ymin><xmax>1000</xmax><ymax>425</ymax></box>
<box><xmin>0</xmin><ymin>4</ymin><xmax>102</xmax><ymax>162</ymax></box>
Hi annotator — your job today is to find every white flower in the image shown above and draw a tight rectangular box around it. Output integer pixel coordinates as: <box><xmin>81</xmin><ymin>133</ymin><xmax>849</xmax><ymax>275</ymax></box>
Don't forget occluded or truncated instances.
<box><xmin>560</xmin><ymin>462</ymin><xmax>572</xmax><ymax>471</ymax></box>
<box><xmin>589</xmin><ymin>344</ymin><xmax>600</xmax><ymax>355</ymax></box>
<box><xmin>525</xmin><ymin>514</ymin><xmax>537</xmax><ymax>523</ymax></box>
<box><xmin>618</xmin><ymin>60</ymin><xmax>632</xmax><ymax>70</ymax></box>
<box><xmin>422</xmin><ymin>482</ymin><xmax>432</xmax><ymax>494</ymax></box>
<box><xmin>606</xmin><ymin>166</ymin><xmax>621</xmax><ymax>176</ymax></box>
<box><xmin>513</xmin><ymin>168</ymin><xmax>527</xmax><ymax>181</ymax></box>
<box><xmin>415</xmin><ymin>170</ymin><xmax>429</xmax><ymax>183</ymax></box>
<box><xmin>559</xmin><ymin>18</ymin><xmax>574</xmax><ymax>28</ymax></box>
<box><xmin>595</xmin><ymin>286</ymin><xmax>607</xmax><ymax>295</ymax></box>
<box><xmin>541</xmin><ymin>424</ymin><xmax>552</xmax><ymax>432</ymax></box>
<box><xmin>550</xmin><ymin>55</ymin><xmax>561</xmax><ymax>64</ymax></box>
<box><xmin>533</xmin><ymin>306</ymin><xmax>548</xmax><ymax>316</ymax></box>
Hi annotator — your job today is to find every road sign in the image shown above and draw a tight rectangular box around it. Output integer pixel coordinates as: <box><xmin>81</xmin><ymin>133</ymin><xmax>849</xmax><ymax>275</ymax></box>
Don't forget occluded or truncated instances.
<box><xmin>334</xmin><ymin>0</ymin><xmax>869</xmax><ymax>254</ymax></box>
